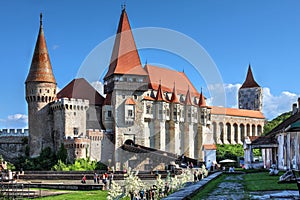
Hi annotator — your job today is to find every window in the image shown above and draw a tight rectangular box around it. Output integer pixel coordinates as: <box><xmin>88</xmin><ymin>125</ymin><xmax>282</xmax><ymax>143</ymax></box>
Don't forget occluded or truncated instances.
<box><xmin>122</xmin><ymin>95</ymin><xmax>126</xmax><ymax>99</ymax></box>
<box><xmin>146</xmin><ymin>105</ymin><xmax>151</xmax><ymax>114</ymax></box>
<box><xmin>108</xmin><ymin>110</ymin><xmax>112</xmax><ymax>118</ymax></box>
<box><xmin>128</xmin><ymin>110</ymin><xmax>133</xmax><ymax>117</ymax></box>
<box><xmin>73</xmin><ymin>128</ymin><xmax>79</xmax><ymax>135</ymax></box>
<box><xmin>134</xmin><ymin>95</ymin><xmax>137</xmax><ymax>100</ymax></box>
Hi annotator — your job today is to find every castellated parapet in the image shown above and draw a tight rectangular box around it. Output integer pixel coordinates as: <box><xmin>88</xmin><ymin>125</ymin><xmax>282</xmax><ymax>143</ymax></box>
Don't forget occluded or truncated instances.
<box><xmin>51</xmin><ymin>98</ymin><xmax>89</xmax><ymax>111</ymax></box>
<box><xmin>64</xmin><ymin>137</ymin><xmax>90</xmax><ymax>163</ymax></box>
<box><xmin>50</xmin><ymin>98</ymin><xmax>89</xmax><ymax>153</ymax></box>
<box><xmin>0</xmin><ymin>129</ymin><xmax>29</xmax><ymax>137</ymax></box>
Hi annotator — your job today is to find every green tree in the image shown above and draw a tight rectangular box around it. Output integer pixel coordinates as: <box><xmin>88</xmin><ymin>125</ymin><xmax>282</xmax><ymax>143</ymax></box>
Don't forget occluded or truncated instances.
<box><xmin>263</xmin><ymin>111</ymin><xmax>291</xmax><ymax>134</ymax></box>
<box><xmin>57</xmin><ymin>144</ymin><xmax>67</xmax><ymax>163</ymax></box>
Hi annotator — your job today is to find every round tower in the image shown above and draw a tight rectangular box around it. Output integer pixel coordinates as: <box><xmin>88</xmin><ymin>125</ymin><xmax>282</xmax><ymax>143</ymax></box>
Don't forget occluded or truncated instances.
<box><xmin>25</xmin><ymin>14</ymin><xmax>57</xmax><ymax>157</ymax></box>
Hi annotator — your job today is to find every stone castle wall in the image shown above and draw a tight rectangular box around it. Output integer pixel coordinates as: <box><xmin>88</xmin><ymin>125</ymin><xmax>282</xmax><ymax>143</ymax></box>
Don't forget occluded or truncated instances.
<box><xmin>0</xmin><ymin>130</ymin><xmax>28</xmax><ymax>162</ymax></box>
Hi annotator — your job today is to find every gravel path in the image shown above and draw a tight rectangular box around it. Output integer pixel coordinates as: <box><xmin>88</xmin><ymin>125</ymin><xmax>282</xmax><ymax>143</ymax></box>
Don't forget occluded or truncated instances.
<box><xmin>205</xmin><ymin>174</ymin><xmax>247</xmax><ymax>200</ymax></box>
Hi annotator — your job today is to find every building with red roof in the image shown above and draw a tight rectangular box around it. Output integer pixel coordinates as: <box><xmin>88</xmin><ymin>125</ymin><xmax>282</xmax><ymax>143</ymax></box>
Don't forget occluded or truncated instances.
<box><xmin>24</xmin><ymin>9</ymin><xmax>265</xmax><ymax>170</ymax></box>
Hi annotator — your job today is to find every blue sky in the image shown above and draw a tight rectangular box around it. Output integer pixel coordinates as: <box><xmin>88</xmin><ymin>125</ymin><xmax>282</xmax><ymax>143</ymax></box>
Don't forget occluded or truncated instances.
<box><xmin>0</xmin><ymin>0</ymin><xmax>300</xmax><ymax>129</ymax></box>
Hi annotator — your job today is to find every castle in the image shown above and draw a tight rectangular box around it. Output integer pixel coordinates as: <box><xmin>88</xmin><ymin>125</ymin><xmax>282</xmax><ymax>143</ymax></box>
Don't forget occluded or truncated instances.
<box><xmin>23</xmin><ymin>10</ymin><xmax>265</xmax><ymax>170</ymax></box>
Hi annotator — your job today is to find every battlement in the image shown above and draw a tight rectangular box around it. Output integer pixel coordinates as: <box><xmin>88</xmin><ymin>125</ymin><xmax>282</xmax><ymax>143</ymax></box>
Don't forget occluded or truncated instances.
<box><xmin>0</xmin><ymin>129</ymin><xmax>29</xmax><ymax>137</ymax></box>
<box><xmin>64</xmin><ymin>137</ymin><xmax>90</xmax><ymax>149</ymax></box>
<box><xmin>86</xmin><ymin>129</ymin><xmax>105</xmax><ymax>141</ymax></box>
<box><xmin>51</xmin><ymin>98</ymin><xmax>89</xmax><ymax>111</ymax></box>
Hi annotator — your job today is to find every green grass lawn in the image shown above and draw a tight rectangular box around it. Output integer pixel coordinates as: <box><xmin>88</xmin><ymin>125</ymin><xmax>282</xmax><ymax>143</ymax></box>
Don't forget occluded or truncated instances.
<box><xmin>244</xmin><ymin>171</ymin><xmax>298</xmax><ymax>191</ymax></box>
<box><xmin>192</xmin><ymin>170</ymin><xmax>298</xmax><ymax>199</ymax></box>
<box><xmin>35</xmin><ymin>190</ymin><xmax>108</xmax><ymax>200</ymax></box>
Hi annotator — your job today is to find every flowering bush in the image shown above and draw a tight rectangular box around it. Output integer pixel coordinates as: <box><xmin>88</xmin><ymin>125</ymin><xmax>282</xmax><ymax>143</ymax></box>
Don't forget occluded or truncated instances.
<box><xmin>107</xmin><ymin>180</ymin><xmax>123</xmax><ymax>200</ymax></box>
<box><xmin>124</xmin><ymin>169</ymin><xmax>145</xmax><ymax>197</ymax></box>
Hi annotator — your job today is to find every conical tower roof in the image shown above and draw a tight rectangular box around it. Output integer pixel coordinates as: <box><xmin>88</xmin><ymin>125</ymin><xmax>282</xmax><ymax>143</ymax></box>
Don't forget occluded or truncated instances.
<box><xmin>184</xmin><ymin>87</ymin><xmax>192</xmax><ymax>105</ymax></box>
<box><xmin>170</xmin><ymin>83</ymin><xmax>180</xmax><ymax>103</ymax></box>
<box><xmin>240</xmin><ymin>65</ymin><xmax>260</xmax><ymax>88</ymax></box>
<box><xmin>198</xmin><ymin>90</ymin><xmax>206</xmax><ymax>107</ymax></box>
<box><xmin>104</xmin><ymin>8</ymin><xmax>147</xmax><ymax>79</ymax></box>
<box><xmin>155</xmin><ymin>82</ymin><xmax>166</xmax><ymax>102</ymax></box>
<box><xmin>26</xmin><ymin>13</ymin><xmax>56</xmax><ymax>84</ymax></box>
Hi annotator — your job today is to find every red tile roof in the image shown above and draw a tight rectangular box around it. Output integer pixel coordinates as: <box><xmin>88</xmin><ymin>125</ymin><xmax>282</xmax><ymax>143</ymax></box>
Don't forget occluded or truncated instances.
<box><xmin>26</xmin><ymin>14</ymin><xmax>56</xmax><ymax>84</ymax></box>
<box><xmin>184</xmin><ymin>88</ymin><xmax>193</xmax><ymax>105</ymax></box>
<box><xmin>211</xmin><ymin>106</ymin><xmax>265</xmax><ymax>119</ymax></box>
<box><xmin>57</xmin><ymin>78</ymin><xmax>104</xmax><ymax>105</ymax></box>
<box><xmin>145</xmin><ymin>65</ymin><xmax>200</xmax><ymax>97</ymax></box>
<box><xmin>203</xmin><ymin>144</ymin><xmax>217</xmax><ymax>150</ymax></box>
<box><xmin>240</xmin><ymin>65</ymin><xmax>260</xmax><ymax>88</ymax></box>
<box><xmin>104</xmin><ymin>9</ymin><xmax>147</xmax><ymax>79</ymax></box>
<box><xmin>125</xmin><ymin>98</ymin><xmax>136</xmax><ymax>105</ymax></box>
<box><xmin>198</xmin><ymin>91</ymin><xmax>206</xmax><ymax>107</ymax></box>
<box><xmin>170</xmin><ymin>84</ymin><xmax>180</xmax><ymax>103</ymax></box>
<box><xmin>143</xmin><ymin>96</ymin><xmax>155</xmax><ymax>101</ymax></box>
<box><xmin>155</xmin><ymin>83</ymin><xmax>167</xmax><ymax>102</ymax></box>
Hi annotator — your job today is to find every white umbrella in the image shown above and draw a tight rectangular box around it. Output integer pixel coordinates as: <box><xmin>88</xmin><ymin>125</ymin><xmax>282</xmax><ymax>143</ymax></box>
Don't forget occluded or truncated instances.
<box><xmin>219</xmin><ymin>159</ymin><xmax>236</xmax><ymax>163</ymax></box>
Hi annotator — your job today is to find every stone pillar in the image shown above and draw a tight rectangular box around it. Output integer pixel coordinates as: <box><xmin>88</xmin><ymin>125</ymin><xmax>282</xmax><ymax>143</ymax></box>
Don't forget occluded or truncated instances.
<box><xmin>154</xmin><ymin>119</ymin><xmax>161</xmax><ymax>150</ymax></box>
<box><xmin>184</xmin><ymin>122</ymin><xmax>190</xmax><ymax>157</ymax></box>
<box><xmin>160</xmin><ymin>121</ymin><xmax>166</xmax><ymax>151</ymax></box>
<box><xmin>230</xmin><ymin>124</ymin><xmax>235</xmax><ymax>144</ymax></box>
<box><xmin>197</xmin><ymin>124</ymin><xmax>203</xmax><ymax>161</ymax></box>
<box><xmin>169</xmin><ymin>120</ymin><xmax>175</xmax><ymax>153</ymax></box>
<box><xmin>224</xmin><ymin>124</ymin><xmax>228</xmax><ymax>144</ymax></box>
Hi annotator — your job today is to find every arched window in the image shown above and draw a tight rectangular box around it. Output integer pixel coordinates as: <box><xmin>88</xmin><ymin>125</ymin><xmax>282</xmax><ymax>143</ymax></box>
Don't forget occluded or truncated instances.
<box><xmin>233</xmin><ymin>123</ymin><xmax>238</xmax><ymax>143</ymax></box>
<box><xmin>226</xmin><ymin>123</ymin><xmax>231</xmax><ymax>143</ymax></box>
<box><xmin>219</xmin><ymin>122</ymin><xmax>224</xmax><ymax>144</ymax></box>
<box><xmin>246</xmin><ymin>124</ymin><xmax>250</xmax><ymax>136</ymax></box>
<box><xmin>257</xmin><ymin>125</ymin><xmax>262</xmax><ymax>135</ymax></box>
<box><xmin>240</xmin><ymin>124</ymin><xmax>245</xmax><ymax>142</ymax></box>
<box><xmin>252</xmin><ymin>124</ymin><xmax>256</xmax><ymax>136</ymax></box>
<box><xmin>212</xmin><ymin>122</ymin><xmax>217</xmax><ymax>143</ymax></box>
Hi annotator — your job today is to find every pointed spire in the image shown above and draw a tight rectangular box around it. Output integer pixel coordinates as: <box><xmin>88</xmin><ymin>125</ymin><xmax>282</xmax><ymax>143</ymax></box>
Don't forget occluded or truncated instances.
<box><xmin>198</xmin><ymin>88</ymin><xmax>207</xmax><ymax>107</ymax></box>
<box><xmin>170</xmin><ymin>82</ymin><xmax>180</xmax><ymax>103</ymax></box>
<box><xmin>104</xmin><ymin>9</ymin><xmax>147</xmax><ymax>79</ymax></box>
<box><xmin>155</xmin><ymin>82</ymin><xmax>166</xmax><ymax>102</ymax></box>
<box><xmin>184</xmin><ymin>87</ymin><xmax>192</xmax><ymax>105</ymax></box>
<box><xmin>26</xmin><ymin>13</ymin><xmax>56</xmax><ymax>84</ymax></box>
<box><xmin>240</xmin><ymin>64</ymin><xmax>260</xmax><ymax>88</ymax></box>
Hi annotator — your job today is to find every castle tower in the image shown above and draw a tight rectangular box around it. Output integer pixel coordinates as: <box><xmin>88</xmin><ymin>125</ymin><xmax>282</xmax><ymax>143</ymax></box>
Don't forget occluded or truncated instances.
<box><xmin>238</xmin><ymin>65</ymin><xmax>262</xmax><ymax>111</ymax></box>
<box><xmin>25</xmin><ymin>14</ymin><xmax>57</xmax><ymax>157</ymax></box>
<box><xmin>103</xmin><ymin>8</ymin><xmax>148</xmax><ymax>170</ymax></box>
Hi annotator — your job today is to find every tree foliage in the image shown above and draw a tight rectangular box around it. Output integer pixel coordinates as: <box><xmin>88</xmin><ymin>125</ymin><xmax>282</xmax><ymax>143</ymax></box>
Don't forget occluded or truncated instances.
<box><xmin>217</xmin><ymin>144</ymin><xmax>261</xmax><ymax>162</ymax></box>
<box><xmin>263</xmin><ymin>111</ymin><xmax>291</xmax><ymax>135</ymax></box>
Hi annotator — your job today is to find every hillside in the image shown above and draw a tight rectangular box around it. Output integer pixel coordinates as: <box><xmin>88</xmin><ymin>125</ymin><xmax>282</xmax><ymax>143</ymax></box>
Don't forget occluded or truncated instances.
<box><xmin>263</xmin><ymin>111</ymin><xmax>292</xmax><ymax>135</ymax></box>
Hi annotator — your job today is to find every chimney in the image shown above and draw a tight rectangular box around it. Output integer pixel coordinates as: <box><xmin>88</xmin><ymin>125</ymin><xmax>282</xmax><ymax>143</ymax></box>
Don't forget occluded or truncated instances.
<box><xmin>292</xmin><ymin>103</ymin><xmax>298</xmax><ymax>115</ymax></box>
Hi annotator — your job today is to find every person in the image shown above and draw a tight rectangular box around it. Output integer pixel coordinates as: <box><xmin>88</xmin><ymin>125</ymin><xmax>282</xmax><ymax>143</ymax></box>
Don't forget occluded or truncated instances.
<box><xmin>108</xmin><ymin>172</ymin><xmax>114</xmax><ymax>189</ymax></box>
<box><xmin>207</xmin><ymin>160</ymin><xmax>212</xmax><ymax>171</ymax></box>
<box><xmin>93</xmin><ymin>172</ymin><xmax>98</xmax><ymax>184</ymax></box>
<box><xmin>81</xmin><ymin>175</ymin><xmax>86</xmax><ymax>184</ymax></box>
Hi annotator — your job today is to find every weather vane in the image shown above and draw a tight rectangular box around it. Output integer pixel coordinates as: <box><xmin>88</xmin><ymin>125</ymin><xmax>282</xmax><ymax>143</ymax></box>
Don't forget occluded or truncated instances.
<box><xmin>40</xmin><ymin>12</ymin><xmax>43</xmax><ymax>26</ymax></box>
<box><xmin>121</xmin><ymin>2</ymin><xmax>126</xmax><ymax>10</ymax></box>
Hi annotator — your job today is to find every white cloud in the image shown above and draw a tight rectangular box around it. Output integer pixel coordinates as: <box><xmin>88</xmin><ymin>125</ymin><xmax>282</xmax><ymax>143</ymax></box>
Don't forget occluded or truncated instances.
<box><xmin>207</xmin><ymin>83</ymin><xmax>299</xmax><ymax>121</ymax></box>
<box><xmin>262</xmin><ymin>88</ymin><xmax>298</xmax><ymax>120</ymax></box>
<box><xmin>91</xmin><ymin>81</ymin><xmax>104</xmax><ymax>96</ymax></box>
<box><xmin>52</xmin><ymin>45</ymin><xmax>59</xmax><ymax>50</ymax></box>
<box><xmin>0</xmin><ymin>114</ymin><xmax>28</xmax><ymax>129</ymax></box>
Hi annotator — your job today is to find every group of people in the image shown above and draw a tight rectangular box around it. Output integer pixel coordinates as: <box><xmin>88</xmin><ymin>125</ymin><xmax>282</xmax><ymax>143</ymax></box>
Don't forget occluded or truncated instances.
<box><xmin>129</xmin><ymin>183</ymin><xmax>171</xmax><ymax>200</ymax></box>
<box><xmin>81</xmin><ymin>171</ymin><xmax>114</xmax><ymax>189</ymax></box>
